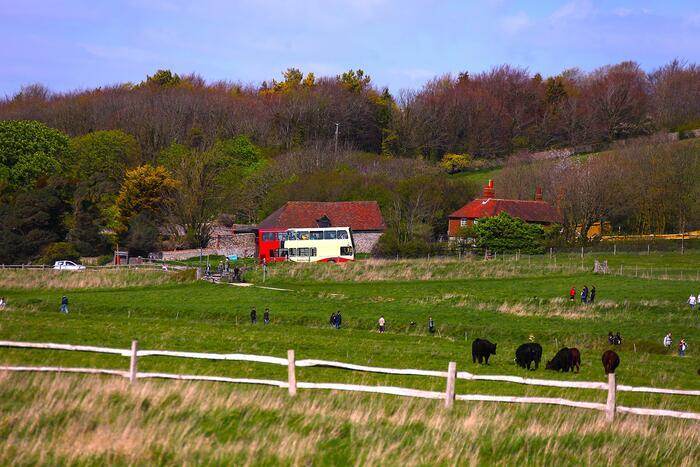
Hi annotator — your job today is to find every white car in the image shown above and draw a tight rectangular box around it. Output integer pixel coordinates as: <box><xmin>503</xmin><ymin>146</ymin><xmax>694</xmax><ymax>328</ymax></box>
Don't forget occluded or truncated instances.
<box><xmin>53</xmin><ymin>260</ymin><xmax>86</xmax><ymax>271</ymax></box>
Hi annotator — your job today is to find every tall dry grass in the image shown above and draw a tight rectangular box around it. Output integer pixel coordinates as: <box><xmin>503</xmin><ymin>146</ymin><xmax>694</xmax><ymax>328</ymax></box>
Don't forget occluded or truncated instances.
<box><xmin>0</xmin><ymin>269</ymin><xmax>195</xmax><ymax>290</ymax></box>
<box><xmin>267</xmin><ymin>257</ymin><xmax>588</xmax><ymax>283</ymax></box>
<box><xmin>1</xmin><ymin>372</ymin><xmax>698</xmax><ymax>465</ymax></box>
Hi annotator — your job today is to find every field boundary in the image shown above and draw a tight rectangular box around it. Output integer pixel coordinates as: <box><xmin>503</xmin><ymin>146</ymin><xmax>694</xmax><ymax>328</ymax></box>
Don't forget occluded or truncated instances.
<box><xmin>1</xmin><ymin>339</ymin><xmax>699</xmax><ymax>421</ymax></box>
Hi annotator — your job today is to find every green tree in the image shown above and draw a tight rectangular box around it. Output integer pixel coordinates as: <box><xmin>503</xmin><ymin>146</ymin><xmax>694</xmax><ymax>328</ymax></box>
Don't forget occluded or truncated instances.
<box><xmin>143</xmin><ymin>69</ymin><xmax>181</xmax><ymax>87</ymax></box>
<box><xmin>70</xmin><ymin>130</ymin><xmax>140</xmax><ymax>181</ymax></box>
<box><xmin>472</xmin><ymin>213</ymin><xmax>544</xmax><ymax>254</ymax></box>
<box><xmin>338</xmin><ymin>69</ymin><xmax>371</xmax><ymax>93</ymax></box>
<box><xmin>0</xmin><ymin>120</ymin><xmax>71</xmax><ymax>190</ymax></box>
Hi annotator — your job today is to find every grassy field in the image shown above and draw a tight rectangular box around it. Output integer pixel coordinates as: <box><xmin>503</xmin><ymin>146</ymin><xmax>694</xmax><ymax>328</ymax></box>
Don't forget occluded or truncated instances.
<box><xmin>1</xmin><ymin>252</ymin><xmax>699</xmax><ymax>464</ymax></box>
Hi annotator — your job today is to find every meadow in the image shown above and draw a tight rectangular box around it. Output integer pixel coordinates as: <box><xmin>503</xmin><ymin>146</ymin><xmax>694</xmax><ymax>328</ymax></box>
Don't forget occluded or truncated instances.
<box><xmin>1</xmin><ymin>252</ymin><xmax>699</xmax><ymax>464</ymax></box>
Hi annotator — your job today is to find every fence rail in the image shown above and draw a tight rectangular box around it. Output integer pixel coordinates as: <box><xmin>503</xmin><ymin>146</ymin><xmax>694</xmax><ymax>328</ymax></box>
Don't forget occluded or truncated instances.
<box><xmin>1</xmin><ymin>340</ymin><xmax>699</xmax><ymax>421</ymax></box>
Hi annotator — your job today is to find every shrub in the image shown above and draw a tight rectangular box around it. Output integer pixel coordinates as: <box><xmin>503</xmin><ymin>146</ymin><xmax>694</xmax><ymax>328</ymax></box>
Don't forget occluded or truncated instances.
<box><xmin>439</xmin><ymin>153</ymin><xmax>472</xmax><ymax>174</ymax></box>
<box><xmin>38</xmin><ymin>242</ymin><xmax>81</xmax><ymax>265</ymax></box>
<box><xmin>472</xmin><ymin>213</ymin><xmax>544</xmax><ymax>254</ymax></box>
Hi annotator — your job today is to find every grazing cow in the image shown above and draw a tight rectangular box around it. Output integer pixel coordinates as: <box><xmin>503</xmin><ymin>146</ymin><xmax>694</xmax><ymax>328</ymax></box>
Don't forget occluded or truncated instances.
<box><xmin>515</xmin><ymin>343</ymin><xmax>543</xmax><ymax>370</ymax></box>
<box><xmin>472</xmin><ymin>338</ymin><xmax>497</xmax><ymax>364</ymax></box>
<box><xmin>568</xmin><ymin>348</ymin><xmax>581</xmax><ymax>373</ymax></box>
<box><xmin>602</xmin><ymin>350</ymin><xmax>620</xmax><ymax>374</ymax></box>
<box><xmin>546</xmin><ymin>347</ymin><xmax>572</xmax><ymax>372</ymax></box>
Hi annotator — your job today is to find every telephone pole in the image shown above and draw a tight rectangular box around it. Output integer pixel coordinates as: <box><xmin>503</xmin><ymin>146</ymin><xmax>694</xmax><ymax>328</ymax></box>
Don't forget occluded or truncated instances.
<box><xmin>334</xmin><ymin>122</ymin><xmax>339</xmax><ymax>155</ymax></box>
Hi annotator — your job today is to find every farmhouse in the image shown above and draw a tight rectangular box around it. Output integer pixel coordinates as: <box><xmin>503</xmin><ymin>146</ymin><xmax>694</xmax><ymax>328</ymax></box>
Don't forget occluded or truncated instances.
<box><xmin>258</xmin><ymin>201</ymin><xmax>386</xmax><ymax>253</ymax></box>
<box><xmin>447</xmin><ymin>180</ymin><xmax>561</xmax><ymax>240</ymax></box>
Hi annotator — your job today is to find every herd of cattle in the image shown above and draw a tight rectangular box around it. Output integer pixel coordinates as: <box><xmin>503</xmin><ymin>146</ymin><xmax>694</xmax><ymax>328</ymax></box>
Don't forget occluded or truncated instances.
<box><xmin>471</xmin><ymin>338</ymin><xmax>620</xmax><ymax>374</ymax></box>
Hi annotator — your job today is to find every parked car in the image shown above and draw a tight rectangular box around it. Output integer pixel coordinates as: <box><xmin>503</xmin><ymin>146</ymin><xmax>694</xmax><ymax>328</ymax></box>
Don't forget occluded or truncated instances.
<box><xmin>53</xmin><ymin>260</ymin><xmax>86</xmax><ymax>271</ymax></box>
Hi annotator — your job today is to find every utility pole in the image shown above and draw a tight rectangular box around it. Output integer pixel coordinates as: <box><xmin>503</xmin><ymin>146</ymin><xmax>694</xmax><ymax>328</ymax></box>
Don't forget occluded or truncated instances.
<box><xmin>334</xmin><ymin>122</ymin><xmax>339</xmax><ymax>155</ymax></box>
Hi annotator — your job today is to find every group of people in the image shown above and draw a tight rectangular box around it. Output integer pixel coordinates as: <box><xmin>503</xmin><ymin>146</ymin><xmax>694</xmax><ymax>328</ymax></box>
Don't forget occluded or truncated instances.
<box><xmin>250</xmin><ymin>307</ymin><xmax>270</xmax><ymax>325</ymax></box>
<box><xmin>569</xmin><ymin>285</ymin><xmax>596</xmax><ymax>304</ymax></box>
<box><xmin>664</xmin><ymin>332</ymin><xmax>689</xmax><ymax>356</ymax></box>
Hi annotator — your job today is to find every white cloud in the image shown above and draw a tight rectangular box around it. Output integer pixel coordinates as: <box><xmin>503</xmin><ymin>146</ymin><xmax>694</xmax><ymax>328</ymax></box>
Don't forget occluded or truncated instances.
<box><xmin>501</xmin><ymin>12</ymin><xmax>531</xmax><ymax>35</ymax></box>
<box><xmin>550</xmin><ymin>0</ymin><xmax>594</xmax><ymax>21</ymax></box>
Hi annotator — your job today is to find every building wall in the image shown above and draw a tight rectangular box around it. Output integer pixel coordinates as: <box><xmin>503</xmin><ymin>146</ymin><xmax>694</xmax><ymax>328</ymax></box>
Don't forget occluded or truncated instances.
<box><xmin>354</xmin><ymin>231</ymin><xmax>383</xmax><ymax>253</ymax></box>
<box><xmin>447</xmin><ymin>218</ymin><xmax>471</xmax><ymax>237</ymax></box>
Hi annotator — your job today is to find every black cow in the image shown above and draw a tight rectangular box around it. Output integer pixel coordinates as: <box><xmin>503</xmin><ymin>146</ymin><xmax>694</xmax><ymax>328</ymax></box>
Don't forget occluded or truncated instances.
<box><xmin>546</xmin><ymin>347</ymin><xmax>572</xmax><ymax>372</ymax></box>
<box><xmin>472</xmin><ymin>338</ymin><xmax>497</xmax><ymax>364</ymax></box>
<box><xmin>602</xmin><ymin>350</ymin><xmax>620</xmax><ymax>374</ymax></box>
<box><xmin>515</xmin><ymin>343</ymin><xmax>543</xmax><ymax>370</ymax></box>
<box><xmin>568</xmin><ymin>348</ymin><xmax>581</xmax><ymax>373</ymax></box>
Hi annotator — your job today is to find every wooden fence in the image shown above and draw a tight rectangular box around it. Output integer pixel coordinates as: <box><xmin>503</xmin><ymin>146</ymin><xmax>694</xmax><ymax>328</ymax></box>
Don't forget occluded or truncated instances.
<box><xmin>1</xmin><ymin>339</ymin><xmax>699</xmax><ymax>422</ymax></box>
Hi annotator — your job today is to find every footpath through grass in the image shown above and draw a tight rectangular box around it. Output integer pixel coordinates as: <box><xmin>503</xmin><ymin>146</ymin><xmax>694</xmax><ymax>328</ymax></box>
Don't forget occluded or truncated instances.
<box><xmin>1</xmin><ymin>253</ymin><xmax>699</xmax><ymax>464</ymax></box>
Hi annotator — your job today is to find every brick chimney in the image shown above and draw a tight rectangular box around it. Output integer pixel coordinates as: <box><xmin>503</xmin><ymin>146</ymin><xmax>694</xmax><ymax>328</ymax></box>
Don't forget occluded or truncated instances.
<box><xmin>483</xmin><ymin>179</ymin><xmax>495</xmax><ymax>198</ymax></box>
<box><xmin>535</xmin><ymin>186</ymin><xmax>543</xmax><ymax>201</ymax></box>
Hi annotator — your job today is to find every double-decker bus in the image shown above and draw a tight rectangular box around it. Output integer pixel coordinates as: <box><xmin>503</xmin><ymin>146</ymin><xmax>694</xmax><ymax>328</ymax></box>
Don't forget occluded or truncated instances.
<box><xmin>284</xmin><ymin>227</ymin><xmax>355</xmax><ymax>263</ymax></box>
<box><xmin>256</xmin><ymin>228</ymin><xmax>288</xmax><ymax>263</ymax></box>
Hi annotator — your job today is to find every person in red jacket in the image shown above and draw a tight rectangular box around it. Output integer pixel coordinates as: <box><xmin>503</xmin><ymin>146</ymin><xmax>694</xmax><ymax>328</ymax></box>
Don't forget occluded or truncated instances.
<box><xmin>569</xmin><ymin>287</ymin><xmax>576</xmax><ymax>302</ymax></box>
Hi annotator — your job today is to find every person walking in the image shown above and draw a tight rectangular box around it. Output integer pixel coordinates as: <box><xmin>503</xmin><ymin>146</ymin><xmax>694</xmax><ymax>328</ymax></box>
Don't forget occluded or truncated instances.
<box><xmin>218</xmin><ymin>261</ymin><xmax>224</xmax><ymax>275</ymax></box>
<box><xmin>378</xmin><ymin>316</ymin><xmax>386</xmax><ymax>333</ymax></box>
<box><xmin>663</xmin><ymin>332</ymin><xmax>673</xmax><ymax>349</ymax></box>
<box><xmin>678</xmin><ymin>338</ymin><xmax>688</xmax><ymax>357</ymax></box>
<box><xmin>589</xmin><ymin>286</ymin><xmax>596</xmax><ymax>304</ymax></box>
<box><xmin>263</xmin><ymin>308</ymin><xmax>270</xmax><ymax>325</ymax></box>
<box><xmin>428</xmin><ymin>317</ymin><xmax>435</xmax><ymax>334</ymax></box>
<box><xmin>225</xmin><ymin>258</ymin><xmax>230</xmax><ymax>273</ymax></box>
<box><xmin>335</xmin><ymin>311</ymin><xmax>342</xmax><ymax>329</ymax></box>
<box><xmin>569</xmin><ymin>287</ymin><xmax>576</xmax><ymax>302</ymax></box>
<box><xmin>330</xmin><ymin>312</ymin><xmax>337</xmax><ymax>329</ymax></box>
<box><xmin>688</xmin><ymin>294</ymin><xmax>697</xmax><ymax>311</ymax></box>
<box><xmin>581</xmin><ymin>286</ymin><xmax>588</xmax><ymax>304</ymax></box>
<box><xmin>250</xmin><ymin>307</ymin><xmax>257</xmax><ymax>324</ymax></box>
<box><xmin>0</xmin><ymin>297</ymin><xmax>6</xmax><ymax>310</ymax></box>
<box><xmin>60</xmin><ymin>295</ymin><xmax>69</xmax><ymax>314</ymax></box>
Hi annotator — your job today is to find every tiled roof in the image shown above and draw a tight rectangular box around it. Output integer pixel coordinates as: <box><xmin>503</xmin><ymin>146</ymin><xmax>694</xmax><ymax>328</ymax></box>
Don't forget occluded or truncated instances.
<box><xmin>448</xmin><ymin>198</ymin><xmax>561</xmax><ymax>224</ymax></box>
<box><xmin>259</xmin><ymin>201</ymin><xmax>386</xmax><ymax>231</ymax></box>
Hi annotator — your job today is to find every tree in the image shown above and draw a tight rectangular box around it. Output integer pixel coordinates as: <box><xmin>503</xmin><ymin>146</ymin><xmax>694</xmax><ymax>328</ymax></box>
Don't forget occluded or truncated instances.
<box><xmin>0</xmin><ymin>120</ymin><xmax>71</xmax><ymax>191</ymax></box>
<box><xmin>143</xmin><ymin>69</ymin><xmax>181</xmax><ymax>87</ymax></box>
<box><xmin>471</xmin><ymin>213</ymin><xmax>544</xmax><ymax>254</ymax></box>
<box><xmin>125</xmin><ymin>211</ymin><xmax>160</xmax><ymax>256</ymax></box>
<box><xmin>70</xmin><ymin>130</ymin><xmax>140</xmax><ymax>180</ymax></box>
<box><xmin>338</xmin><ymin>69</ymin><xmax>371</xmax><ymax>93</ymax></box>
<box><xmin>116</xmin><ymin>164</ymin><xmax>178</xmax><ymax>231</ymax></box>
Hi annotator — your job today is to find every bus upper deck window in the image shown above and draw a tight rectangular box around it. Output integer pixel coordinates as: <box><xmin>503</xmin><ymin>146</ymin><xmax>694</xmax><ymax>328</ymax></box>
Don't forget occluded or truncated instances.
<box><xmin>310</xmin><ymin>231</ymin><xmax>323</xmax><ymax>240</ymax></box>
<box><xmin>298</xmin><ymin>231</ymin><xmax>310</xmax><ymax>240</ymax></box>
<box><xmin>277</xmin><ymin>232</ymin><xmax>288</xmax><ymax>241</ymax></box>
<box><xmin>324</xmin><ymin>230</ymin><xmax>337</xmax><ymax>240</ymax></box>
<box><xmin>262</xmin><ymin>232</ymin><xmax>275</xmax><ymax>241</ymax></box>
<box><xmin>337</xmin><ymin>230</ymin><xmax>349</xmax><ymax>239</ymax></box>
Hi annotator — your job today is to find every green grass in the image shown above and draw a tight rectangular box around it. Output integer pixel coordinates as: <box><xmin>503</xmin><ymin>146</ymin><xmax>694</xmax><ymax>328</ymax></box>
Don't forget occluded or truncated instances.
<box><xmin>1</xmin><ymin>253</ymin><xmax>699</xmax><ymax>464</ymax></box>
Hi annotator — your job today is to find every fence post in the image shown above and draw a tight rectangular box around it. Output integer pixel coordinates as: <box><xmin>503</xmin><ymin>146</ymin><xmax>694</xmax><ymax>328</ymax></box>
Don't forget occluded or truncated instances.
<box><xmin>129</xmin><ymin>339</ymin><xmax>139</xmax><ymax>384</ymax></box>
<box><xmin>606</xmin><ymin>373</ymin><xmax>617</xmax><ymax>422</ymax></box>
<box><xmin>287</xmin><ymin>349</ymin><xmax>297</xmax><ymax>396</ymax></box>
<box><xmin>445</xmin><ymin>361</ymin><xmax>457</xmax><ymax>409</ymax></box>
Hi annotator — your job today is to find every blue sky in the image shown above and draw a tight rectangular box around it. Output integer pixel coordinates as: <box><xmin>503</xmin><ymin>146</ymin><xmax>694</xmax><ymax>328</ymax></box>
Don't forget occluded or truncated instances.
<box><xmin>1</xmin><ymin>0</ymin><xmax>699</xmax><ymax>96</ymax></box>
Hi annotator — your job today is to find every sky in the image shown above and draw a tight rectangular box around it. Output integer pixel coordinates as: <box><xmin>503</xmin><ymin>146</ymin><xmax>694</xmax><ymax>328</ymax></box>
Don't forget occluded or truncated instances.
<box><xmin>1</xmin><ymin>0</ymin><xmax>699</xmax><ymax>96</ymax></box>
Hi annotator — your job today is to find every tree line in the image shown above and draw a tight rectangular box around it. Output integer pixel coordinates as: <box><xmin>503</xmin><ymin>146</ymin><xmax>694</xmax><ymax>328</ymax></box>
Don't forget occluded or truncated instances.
<box><xmin>2</xmin><ymin>60</ymin><xmax>700</xmax><ymax>160</ymax></box>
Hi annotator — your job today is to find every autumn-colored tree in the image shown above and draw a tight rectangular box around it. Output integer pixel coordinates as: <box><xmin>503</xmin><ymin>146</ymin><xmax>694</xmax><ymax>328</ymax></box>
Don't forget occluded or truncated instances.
<box><xmin>115</xmin><ymin>164</ymin><xmax>178</xmax><ymax>231</ymax></box>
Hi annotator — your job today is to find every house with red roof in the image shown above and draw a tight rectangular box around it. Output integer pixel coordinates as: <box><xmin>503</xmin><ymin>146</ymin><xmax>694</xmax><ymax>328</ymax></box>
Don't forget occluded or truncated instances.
<box><xmin>258</xmin><ymin>201</ymin><xmax>386</xmax><ymax>253</ymax></box>
<box><xmin>447</xmin><ymin>180</ymin><xmax>561</xmax><ymax>239</ymax></box>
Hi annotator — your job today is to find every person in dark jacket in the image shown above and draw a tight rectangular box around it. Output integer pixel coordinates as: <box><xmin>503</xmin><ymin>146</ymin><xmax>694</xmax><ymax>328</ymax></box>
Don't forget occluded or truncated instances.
<box><xmin>60</xmin><ymin>295</ymin><xmax>69</xmax><ymax>314</ymax></box>
<box><xmin>250</xmin><ymin>307</ymin><xmax>257</xmax><ymax>324</ymax></box>
<box><xmin>263</xmin><ymin>308</ymin><xmax>270</xmax><ymax>325</ymax></box>
<box><xmin>335</xmin><ymin>311</ymin><xmax>342</xmax><ymax>329</ymax></box>
<box><xmin>589</xmin><ymin>286</ymin><xmax>596</xmax><ymax>304</ymax></box>
<box><xmin>330</xmin><ymin>312</ymin><xmax>336</xmax><ymax>328</ymax></box>
<box><xmin>581</xmin><ymin>286</ymin><xmax>588</xmax><ymax>304</ymax></box>
<box><xmin>428</xmin><ymin>317</ymin><xmax>435</xmax><ymax>334</ymax></box>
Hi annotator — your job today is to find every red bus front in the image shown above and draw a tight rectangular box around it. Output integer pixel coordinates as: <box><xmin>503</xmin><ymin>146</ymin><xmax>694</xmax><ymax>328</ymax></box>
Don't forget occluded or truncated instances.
<box><xmin>257</xmin><ymin>229</ymin><xmax>288</xmax><ymax>262</ymax></box>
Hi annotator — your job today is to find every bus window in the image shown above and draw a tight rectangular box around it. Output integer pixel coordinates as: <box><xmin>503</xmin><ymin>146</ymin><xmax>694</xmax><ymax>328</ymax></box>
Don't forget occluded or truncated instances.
<box><xmin>299</xmin><ymin>248</ymin><xmax>310</xmax><ymax>257</ymax></box>
<box><xmin>310</xmin><ymin>231</ymin><xmax>323</xmax><ymax>240</ymax></box>
<box><xmin>324</xmin><ymin>230</ymin><xmax>337</xmax><ymax>240</ymax></box>
<box><xmin>310</xmin><ymin>247</ymin><xmax>317</xmax><ymax>256</ymax></box>
<box><xmin>277</xmin><ymin>232</ymin><xmax>288</xmax><ymax>241</ymax></box>
<box><xmin>340</xmin><ymin>246</ymin><xmax>353</xmax><ymax>256</ymax></box>
<box><xmin>262</xmin><ymin>232</ymin><xmax>275</xmax><ymax>241</ymax></box>
<box><xmin>276</xmin><ymin>249</ymin><xmax>289</xmax><ymax>257</ymax></box>
<box><xmin>297</xmin><ymin>231</ymin><xmax>309</xmax><ymax>240</ymax></box>
<box><xmin>337</xmin><ymin>230</ymin><xmax>349</xmax><ymax>239</ymax></box>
